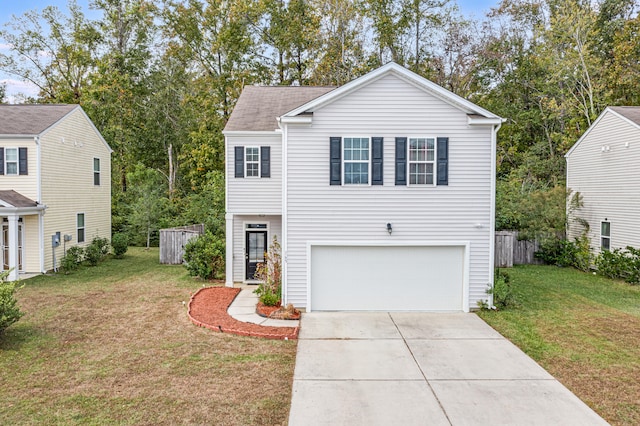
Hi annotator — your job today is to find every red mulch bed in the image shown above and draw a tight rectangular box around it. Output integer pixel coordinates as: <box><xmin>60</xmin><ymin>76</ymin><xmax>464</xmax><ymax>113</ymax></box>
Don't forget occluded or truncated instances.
<box><xmin>187</xmin><ymin>287</ymin><xmax>299</xmax><ymax>340</ymax></box>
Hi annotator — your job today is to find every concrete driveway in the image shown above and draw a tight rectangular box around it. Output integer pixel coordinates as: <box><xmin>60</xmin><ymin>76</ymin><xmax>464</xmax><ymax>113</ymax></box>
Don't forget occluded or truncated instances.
<box><xmin>288</xmin><ymin>312</ymin><xmax>608</xmax><ymax>426</ymax></box>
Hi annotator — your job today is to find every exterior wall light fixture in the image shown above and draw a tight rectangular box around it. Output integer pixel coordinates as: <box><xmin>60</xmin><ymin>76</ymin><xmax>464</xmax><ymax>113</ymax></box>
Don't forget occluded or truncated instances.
<box><xmin>387</xmin><ymin>223</ymin><xmax>392</xmax><ymax>235</ymax></box>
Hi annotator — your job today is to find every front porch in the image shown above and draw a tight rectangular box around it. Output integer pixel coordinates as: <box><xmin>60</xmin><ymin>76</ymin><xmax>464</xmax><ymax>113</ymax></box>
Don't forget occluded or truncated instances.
<box><xmin>0</xmin><ymin>190</ymin><xmax>46</xmax><ymax>281</ymax></box>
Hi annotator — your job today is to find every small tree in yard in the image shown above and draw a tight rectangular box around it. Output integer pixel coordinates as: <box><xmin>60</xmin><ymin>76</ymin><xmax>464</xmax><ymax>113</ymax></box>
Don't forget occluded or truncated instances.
<box><xmin>0</xmin><ymin>270</ymin><xmax>23</xmax><ymax>334</ymax></box>
<box><xmin>254</xmin><ymin>236</ymin><xmax>282</xmax><ymax>306</ymax></box>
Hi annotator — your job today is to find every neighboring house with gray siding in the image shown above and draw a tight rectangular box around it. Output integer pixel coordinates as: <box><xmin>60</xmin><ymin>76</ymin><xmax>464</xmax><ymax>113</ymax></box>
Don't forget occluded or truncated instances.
<box><xmin>0</xmin><ymin>104</ymin><xmax>112</xmax><ymax>280</ymax></box>
<box><xmin>223</xmin><ymin>62</ymin><xmax>503</xmax><ymax>311</ymax></box>
<box><xmin>566</xmin><ymin>106</ymin><xmax>640</xmax><ymax>254</ymax></box>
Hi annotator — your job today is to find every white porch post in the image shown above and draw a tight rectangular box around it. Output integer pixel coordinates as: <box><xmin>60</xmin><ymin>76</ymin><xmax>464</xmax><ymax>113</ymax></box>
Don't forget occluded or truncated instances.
<box><xmin>7</xmin><ymin>214</ymin><xmax>19</xmax><ymax>281</ymax></box>
<box><xmin>225</xmin><ymin>213</ymin><xmax>234</xmax><ymax>287</ymax></box>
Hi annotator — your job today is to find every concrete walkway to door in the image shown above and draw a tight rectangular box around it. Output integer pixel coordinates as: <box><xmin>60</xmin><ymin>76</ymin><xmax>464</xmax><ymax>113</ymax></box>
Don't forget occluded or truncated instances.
<box><xmin>288</xmin><ymin>312</ymin><xmax>608</xmax><ymax>426</ymax></box>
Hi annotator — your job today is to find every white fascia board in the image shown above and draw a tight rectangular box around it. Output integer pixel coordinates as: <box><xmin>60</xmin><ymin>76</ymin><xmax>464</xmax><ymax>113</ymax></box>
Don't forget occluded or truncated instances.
<box><xmin>278</xmin><ymin>115</ymin><xmax>313</xmax><ymax>125</ymax></box>
<box><xmin>467</xmin><ymin>116</ymin><xmax>505</xmax><ymax>125</ymax></box>
<box><xmin>0</xmin><ymin>134</ymin><xmax>37</xmax><ymax>139</ymax></box>
<box><xmin>282</xmin><ymin>62</ymin><xmax>502</xmax><ymax>120</ymax></box>
<box><xmin>0</xmin><ymin>205</ymin><xmax>47</xmax><ymax>215</ymax></box>
<box><xmin>222</xmin><ymin>130</ymin><xmax>281</xmax><ymax>136</ymax></box>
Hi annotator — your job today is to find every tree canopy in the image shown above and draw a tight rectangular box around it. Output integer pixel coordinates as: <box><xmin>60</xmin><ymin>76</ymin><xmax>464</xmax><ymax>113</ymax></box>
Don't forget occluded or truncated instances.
<box><xmin>1</xmin><ymin>0</ymin><xmax>638</xmax><ymax>242</ymax></box>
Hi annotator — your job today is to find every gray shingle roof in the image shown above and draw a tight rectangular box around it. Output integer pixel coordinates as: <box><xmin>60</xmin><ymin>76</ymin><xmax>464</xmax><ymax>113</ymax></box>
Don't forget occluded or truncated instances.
<box><xmin>224</xmin><ymin>86</ymin><xmax>335</xmax><ymax>132</ymax></box>
<box><xmin>609</xmin><ymin>106</ymin><xmax>640</xmax><ymax>126</ymax></box>
<box><xmin>0</xmin><ymin>104</ymin><xmax>78</xmax><ymax>135</ymax></box>
<box><xmin>0</xmin><ymin>190</ymin><xmax>38</xmax><ymax>207</ymax></box>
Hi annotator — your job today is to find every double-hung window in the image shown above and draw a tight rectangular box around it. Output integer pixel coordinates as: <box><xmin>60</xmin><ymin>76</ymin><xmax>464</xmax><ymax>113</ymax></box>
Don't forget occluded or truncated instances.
<box><xmin>601</xmin><ymin>221</ymin><xmax>611</xmax><ymax>251</ymax></box>
<box><xmin>5</xmin><ymin>148</ymin><xmax>18</xmax><ymax>175</ymax></box>
<box><xmin>343</xmin><ymin>137</ymin><xmax>370</xmax><ymax>184</ymax></box>
<box><xmin>245</xmin><ymin>147</ymin><xmax>260</xmax><ymax>177</ymax></box>
<box><xmin>77</xmin><ymin>213</ymin><xmax>85</xmax><ymax>243</ymax></box>
<box><xmin>93</xmin><ymin>158</ymin><xmax>101</xmax><ymax>186</ymax></box>
<box><xmin>408</xmin><ymin>137</ymin><xmax>435</xmax><ymax>185</ymax></box>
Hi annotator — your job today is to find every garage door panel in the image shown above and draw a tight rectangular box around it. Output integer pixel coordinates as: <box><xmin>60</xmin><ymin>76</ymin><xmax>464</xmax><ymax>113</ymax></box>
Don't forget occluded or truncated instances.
<box><xmin>310</xmin><ymin>245</ymin><xmax>464</xmax><ymax>311</ymax></box>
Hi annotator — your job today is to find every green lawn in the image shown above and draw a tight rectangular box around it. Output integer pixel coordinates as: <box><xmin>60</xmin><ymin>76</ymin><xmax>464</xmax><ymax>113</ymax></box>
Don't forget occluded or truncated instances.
<box><xmin>478</xmin><ymin>265</ymin><xmax>640</xmax><ymax>426</ymax></box>
<box><xmin>0</xmin><ymin>248</ymin><xmax>296</xmax><ymax>425</ymax></box>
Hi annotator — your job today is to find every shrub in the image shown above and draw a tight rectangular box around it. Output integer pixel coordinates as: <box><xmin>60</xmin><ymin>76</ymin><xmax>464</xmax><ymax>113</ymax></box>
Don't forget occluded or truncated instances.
<box><xmin>111</xmin><ymin>233</ymin><xmax>129</xmax><ymax>258</ymax></box>
<box><xmin>483</xmin><ymin>269</ymin><xmax>518</xmax><ymax>310</ymax></box>
<box><xmin>85</xmin><ymin>237</ymin><xmax>110</xmax><ymax>266</ymax></box>
<box><xmin>535</xmin><ymin>235</ymin><xmax>592</xmax><ymax>271</ymax></box>
<box><xmin>61</xmin><ymin>246</ymin><xmax>84</xmax><ymax>273</ymax></box>
<box><xmin>183</xmin><ymin>232</ymin><xmax>225</xmax><ymax>280</ymax></box>
<box><xmin>254</xmin><ymin>236</ymin><xmax>282</xmax><ymax>306</ymax></box>
<box><xmin>595</xmin><ymin>246</ymin><xmax>640</xmax><ymax>284</ymax></box>
<box><xmin>0</xmin><ymin>270</ymin><xmax>23</xmax><ymax>334</ymax></box>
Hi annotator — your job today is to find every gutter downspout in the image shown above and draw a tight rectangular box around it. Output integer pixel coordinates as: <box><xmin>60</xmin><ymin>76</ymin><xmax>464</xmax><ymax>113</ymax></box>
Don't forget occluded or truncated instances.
<box><xmin>35</xmin><ymin>135</ymin><xmax>46</xmax><ymax>274</ymax></box>
<box><xmin>277</xmin><ymin>118</ymin><xmax>288</xmax><ymax>306</ymax></box>
<box><xmin>488</xmin><ymin>121</ymin><xmax>503</xmax><ymax>308</ymax></box>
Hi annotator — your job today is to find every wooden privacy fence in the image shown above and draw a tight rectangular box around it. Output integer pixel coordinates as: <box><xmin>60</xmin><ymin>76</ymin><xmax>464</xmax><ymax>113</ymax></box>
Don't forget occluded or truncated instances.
<box><xmin>495</xmin><ymin>230</ymin><xmax>542</xmax><ymax>267</ymax></box>
<box><xmin>160</xmin><ymin>224</ymin><xmax>205</xmax><ymax>265</ymax></box>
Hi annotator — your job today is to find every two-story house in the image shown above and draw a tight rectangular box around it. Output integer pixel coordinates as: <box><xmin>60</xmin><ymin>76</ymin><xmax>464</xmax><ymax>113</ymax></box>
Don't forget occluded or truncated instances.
<box><xmin>0</xmin><ymin>104</ymin><xmax>112</xmax><ymax>281</ymax></box>
<box><xmin>223</xmin><ymin>63</ymin><xmax>503</xmax><ymax>311</ymax></box>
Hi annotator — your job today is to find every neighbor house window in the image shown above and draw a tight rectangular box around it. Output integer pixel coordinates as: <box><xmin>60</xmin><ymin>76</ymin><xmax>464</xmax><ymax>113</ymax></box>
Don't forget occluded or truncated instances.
<box><xmin>409</xmin><ymin>137</ymin><xmax>435</xmax><ymax>185</ymax></box>
<box><xmin>5</xmin><ymin>148</ymin><xmax>18</xmax><ymax>175</ymax></box>
<box><xmin>601</xmin><ymin>221</ymin><xmax>610</xmax><ymax>251</ymax></box>
<box><xmin>93</xmin><ymin>158</ymin><xmax>100</xmax><ymax>185</ymax></box>
<box><xmin>77</xmin><ymin>213</ymin><xmax>85</xmax><ymax>243</ymax></box>
<box><xmin>245</xmin><ymin>147</ymin><xmax>259</xmax><ymax>177</ymax></box>
<box><xmin>343</xmin><ymin>137</ymin><xmax>370</xmax><ymax>184</ymax></box>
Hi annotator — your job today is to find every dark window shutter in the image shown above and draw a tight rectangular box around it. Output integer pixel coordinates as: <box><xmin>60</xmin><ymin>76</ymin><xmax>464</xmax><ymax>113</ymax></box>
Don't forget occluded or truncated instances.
<box><xmin>19</xmin><ymin>148</ymin><xmax>28</xmax><ymax>175</ymax></box>
<box><xmin>372</xmin><ymin>137</ymin><xmax>383</xmax><ymax>185</ymax></box>
<box><xmin>437</xmin><ymin>137</ymin><xmax>448</xmax><ymax>186</ymax></box>
<box><xmin>395</xmin><ymin>137</ymin><xmax>407</xmax><ymax>185</ymax></box>
<box><xmin>0</xmin><ymin>148</ymin><xmax>4</xmax><ymax>175</ymax></box>
<box><xmin>260</xmin><ymin>146</ymin><xmax>271</xmax><ymax>178</ymax></box>
<box><xmin>330</xmin><ymin>137</ymin><xmax>341</xmax><ymax>185</ymax></box>
<box><xmin>234</xmin><ymin>146</ymin><xmax>244</xmax><ymax>178</ymax></box>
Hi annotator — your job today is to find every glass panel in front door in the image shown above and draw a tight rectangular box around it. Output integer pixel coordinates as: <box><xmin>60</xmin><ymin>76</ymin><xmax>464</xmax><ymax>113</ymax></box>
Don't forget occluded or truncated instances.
<box><xmin>249</xmin><ymin>233</ymin><xmax>265</xmax><ymax>263</ymax></box>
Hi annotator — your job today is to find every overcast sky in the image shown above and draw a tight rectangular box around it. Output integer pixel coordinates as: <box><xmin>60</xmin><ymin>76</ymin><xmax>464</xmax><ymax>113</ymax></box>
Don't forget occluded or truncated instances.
<box><xmin>0</xmin><ymin>0</ymin><xmax>499</xmax><ymax>102</ymax></box>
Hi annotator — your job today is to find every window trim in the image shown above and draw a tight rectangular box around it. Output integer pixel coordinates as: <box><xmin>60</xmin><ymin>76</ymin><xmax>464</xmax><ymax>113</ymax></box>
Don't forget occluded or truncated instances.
<box><xmin>407</xmin><ymin>136</ymin><xmax>436</xmax><ymax>186</ymax></box>
<box><xmin>5</xmin><ymin>147</ymin><xmax>19</xmax><ymax>176</ymax></box>
<box><xmin>342</xmin><ymin>136</ymin><xmax>371</xmax><ymax>186</ymax></box>
<box><xmin>244</xmin><ymin>146</ymin><xmax>260</xmax><ymax>178</ymax></box>
<box><xmin>93</xmin><ymin>157</ymin><xmax>101</xmax><ymax>186</ymax></box>
<box><xmin>601</xmin><ymin>220</ymin><xmax>611</xmax><ymax>252</ymax></box>
<box><xmin>77</xmin><ymin>213</ymin><xmax>86</xmax><ymax>244</ymax></box>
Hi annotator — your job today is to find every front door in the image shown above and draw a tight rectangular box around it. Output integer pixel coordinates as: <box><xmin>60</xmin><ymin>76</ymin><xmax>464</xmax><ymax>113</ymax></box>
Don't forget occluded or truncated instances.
<box><xmin>245</xmin><ymin>231</ymin><xmax>267</xmax><ymax>280</ymax></box>
<box><xmin>1</xmin><ymin>223</ymin><xmax>24</xmax><ymax>272</ymax></box>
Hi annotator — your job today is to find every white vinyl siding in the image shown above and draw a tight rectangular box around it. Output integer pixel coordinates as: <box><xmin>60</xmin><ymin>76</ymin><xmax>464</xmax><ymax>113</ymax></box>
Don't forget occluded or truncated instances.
<box><xmin>226</xmin><ymin>135</ymin><xmax>282</xmax><ymax>214</ymax></box>
<box><xmin>284</xmin><ymin>74</ymin><xmax>493</xmax><ymax>309</ymax></box>
<box><xmin>0</xmin><ymin>140</ymin><xmax>37</xmax><ymax>199</ymax></box>
<box><xmin>230</xmin><ymin>215</ymin><xmax>282</xmax><ymax>283</ymax></box>
<box><xmin>39</xmin><ymin>108</ymin><xmax>112</xmax><ymax>271</ymax></box>
<box><xmin>567</xmin><ymin>110</ymin><xmax>640</xmax><ymax>254</ymax></box>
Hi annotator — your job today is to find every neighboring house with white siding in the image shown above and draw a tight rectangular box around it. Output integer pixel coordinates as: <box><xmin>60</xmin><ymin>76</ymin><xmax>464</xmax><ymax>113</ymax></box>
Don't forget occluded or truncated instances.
<box><xmin>0</xmin><ymin>104</ymin><xmax>112</xmax><ymax>281</ymax></box>
<box><xmin>223</xmin><ymin>62</ymin><xmax>503</xmax><ymax>311</ymax></box>
<box><xmin>566</xmin><ymin>106</ymin><xmax>640</xmax><ymax>254</ymax></box>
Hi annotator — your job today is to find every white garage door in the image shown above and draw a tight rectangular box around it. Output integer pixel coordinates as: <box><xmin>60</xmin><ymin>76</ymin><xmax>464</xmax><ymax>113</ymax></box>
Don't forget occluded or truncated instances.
<box><xmin>310</xmin><ymin>245</ymin><xmax>465</xmax><ymax>311</ymax></box>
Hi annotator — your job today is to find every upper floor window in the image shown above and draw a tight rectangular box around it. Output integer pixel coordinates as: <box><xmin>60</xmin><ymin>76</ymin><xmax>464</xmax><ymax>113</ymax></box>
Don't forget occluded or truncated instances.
<box><xmin>234</xmin><ymin>146</ymin><xmax>270</xmax><ymax>178</ymax></box>
<box><xmin>93</xmin><ymin>158</ymin><xmax>101</xmax><ymax>185</ymax></box>
<box><xmin>601</xmin><ymin>221</ymin><xmax>610</xmax><ymax>251</ymax></box>
<box><xmin>343</xmin><ymin>137</ymin><xmax>370</xmax><ymax>184</ymax></box>
<box><xmin>0</xmin><ymin>147</ymin><xmax>28</xmax><ymax>176</ymax></box>
<box><xmin>245</xmin><ymin>147</ymin><xmax>260</xmax><ymax>177</ymax></box>
<box><xmin>409</xmin><ymin>137</ymin><xmax>435</xmax><ymax>185</ymax></box>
